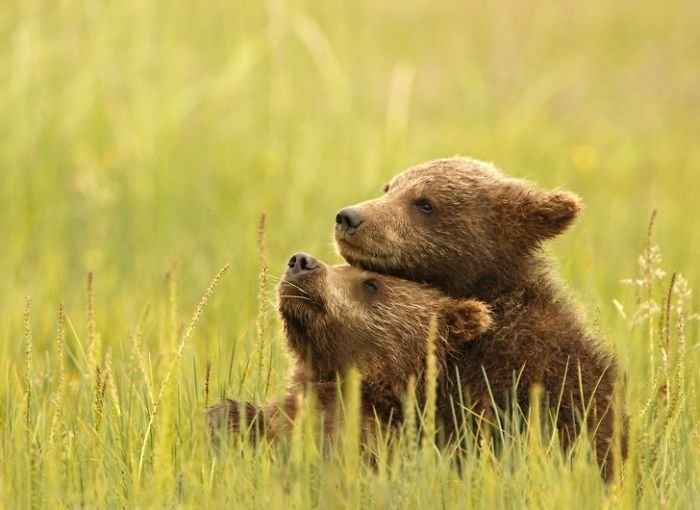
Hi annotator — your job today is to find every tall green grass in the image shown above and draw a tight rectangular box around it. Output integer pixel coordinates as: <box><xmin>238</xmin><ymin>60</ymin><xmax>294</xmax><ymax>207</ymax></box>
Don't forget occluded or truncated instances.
<box><xmin>0</xmin><ymin>0</ymin><xmax>698</xmax><ymax>507</ymax></box>
<box><xmin>5</xmin><ymin>216</ymin><xmax>698</xmax><ymax>508</ymax></box>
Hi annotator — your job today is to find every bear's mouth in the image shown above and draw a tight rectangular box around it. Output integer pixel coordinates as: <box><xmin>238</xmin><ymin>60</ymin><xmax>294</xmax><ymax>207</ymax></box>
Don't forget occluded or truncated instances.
<box><xmin>278</xmin><ymin>285</ymin><xmax>326</xmax><ymax>354</ymax></box>
<box><xmin>336</xmin><ymin>238</ymin><xmax>394</xmax><ymax>270</ymax></box>
<box><xmin>278</xmin><ymin>280</ymin><xmax>323</xmax><ymax>317</ymax></box>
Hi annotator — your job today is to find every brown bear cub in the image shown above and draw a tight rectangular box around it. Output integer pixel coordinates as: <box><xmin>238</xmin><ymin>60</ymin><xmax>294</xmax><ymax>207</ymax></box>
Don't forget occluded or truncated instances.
<box><xmin>207</xmin><ymin>252</ymin><xmax>492</xmax><ymax>444</ymax></box>
<box><xmin>335</xmin><ymin>156</ymin><xmax>624</xmax><ymax>478</ymax></box>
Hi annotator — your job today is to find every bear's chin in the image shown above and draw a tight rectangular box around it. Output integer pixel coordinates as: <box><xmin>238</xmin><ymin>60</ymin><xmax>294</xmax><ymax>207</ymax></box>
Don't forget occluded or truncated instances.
<box><xmin>279</xmin><ymin>300</ymin><xmax>316</xmax><ymax>324</ymax></box>
<box><xmin>340</xmin><ymin>249</ymin><xmax>414</xmax><ymax>283</ymax></box>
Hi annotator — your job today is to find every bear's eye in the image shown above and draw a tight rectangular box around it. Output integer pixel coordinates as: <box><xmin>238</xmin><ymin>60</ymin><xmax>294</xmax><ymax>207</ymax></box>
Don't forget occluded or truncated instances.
<box><xmin>415</xmin><ymin>199</ymin><xmax>434</xmax><ymax>214</ymax></box>
<box><xmin>363</xmin><ymin>279</ymin><xmax>379</xmax><ymax>294</ymax></box>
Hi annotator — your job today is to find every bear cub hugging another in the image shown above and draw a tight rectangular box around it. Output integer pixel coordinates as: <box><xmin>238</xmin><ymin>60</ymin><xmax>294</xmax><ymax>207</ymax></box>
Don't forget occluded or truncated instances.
<box><xmin>207</xmin><ymin>252</ymin><xmax>492</xmax><ymax>443</ymax></box>
<box><xmin>335</xmin><ymin>156</ymin><xmax>625</xmax><ymax>478</ymax></box>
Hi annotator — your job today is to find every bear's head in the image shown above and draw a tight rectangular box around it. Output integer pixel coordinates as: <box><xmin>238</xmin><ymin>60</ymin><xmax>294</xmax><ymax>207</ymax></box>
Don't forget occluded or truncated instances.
<box><xmin>278</xmin><ymin>252</ymin><xmax>492</xmax><ymax>383</ymax></box>
<box><xmin>334</xmin><ymin>157</ymin><xmax>581</xmax><ymax>297</ymax></box>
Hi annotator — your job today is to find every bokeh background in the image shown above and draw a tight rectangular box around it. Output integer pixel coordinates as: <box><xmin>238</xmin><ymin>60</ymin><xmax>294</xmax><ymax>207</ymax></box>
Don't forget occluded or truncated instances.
<box><xmin>1</xmin><ymin>1</ymin><xmax>698</xmax><ymax>346</ymax></box>
<box><xmin>0</xmin><ymin>0</ymin><xmax>698</xmax><ymax>506</ymax></box>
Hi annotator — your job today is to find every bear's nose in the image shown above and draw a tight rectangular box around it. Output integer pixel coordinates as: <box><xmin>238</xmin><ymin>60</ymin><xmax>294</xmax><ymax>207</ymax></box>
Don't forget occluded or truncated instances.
<box><xmin>287</xmin><ymin>252</ymin><xmax>319</xmax><ymax>276</ymax></box>
<box><xmin>335</xmin><ymin>207</ymin><xmax>363</xmax><ymax>233</ymax></box>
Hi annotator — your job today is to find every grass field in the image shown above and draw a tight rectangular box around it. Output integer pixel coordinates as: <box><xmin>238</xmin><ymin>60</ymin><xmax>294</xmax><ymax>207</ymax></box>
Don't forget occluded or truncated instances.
<box><xmin>1</xmin><ymin>0</ymin><xmax>698</xmax><ymax>507</ymax></box>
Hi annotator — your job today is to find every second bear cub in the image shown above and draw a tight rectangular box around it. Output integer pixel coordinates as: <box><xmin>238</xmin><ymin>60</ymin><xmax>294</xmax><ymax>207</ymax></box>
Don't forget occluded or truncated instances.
<box><xmin>207</xmin><ymin>252</ymin><xmax>492</xmax><ymax>442</ymax></box>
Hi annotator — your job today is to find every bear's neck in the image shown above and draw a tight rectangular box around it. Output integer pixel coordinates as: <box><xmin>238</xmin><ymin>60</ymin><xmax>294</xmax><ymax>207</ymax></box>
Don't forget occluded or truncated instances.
<box><xmin>457</xmin><ymin>252</ymin><xmax>555</xmax><ymax>309</ymax></box>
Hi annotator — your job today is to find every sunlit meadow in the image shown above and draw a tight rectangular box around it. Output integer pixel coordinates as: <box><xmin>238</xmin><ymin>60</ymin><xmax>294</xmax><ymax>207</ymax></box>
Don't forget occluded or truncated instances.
<box><xmin>1</xmin><ymin>0</ymin><xmax>698</xmax><ymax>508</ymax></box>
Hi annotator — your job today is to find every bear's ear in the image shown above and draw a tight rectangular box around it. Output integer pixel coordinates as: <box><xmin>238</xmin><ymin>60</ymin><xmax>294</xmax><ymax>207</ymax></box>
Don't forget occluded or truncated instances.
<box><xmin>443</xmin><ymin>299</ymin><xmax>492</xmax><ymax>345</ymax></box>
<box><xmin>520</xmin><ymin>190</ymin><xmax>582</xmax><ymax>240</ymax></box>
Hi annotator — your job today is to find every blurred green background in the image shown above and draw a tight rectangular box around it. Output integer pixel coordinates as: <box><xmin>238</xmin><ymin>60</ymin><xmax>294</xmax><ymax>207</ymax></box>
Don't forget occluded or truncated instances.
<box><xmin>1</xmin><ymin>0</ymin><xmax>698</xmax><ymax>507</ymax></box>
<box><xmin>1</xmin><ymin>0</ymin><xmax>698</xmax><ymax>381</ymax></box>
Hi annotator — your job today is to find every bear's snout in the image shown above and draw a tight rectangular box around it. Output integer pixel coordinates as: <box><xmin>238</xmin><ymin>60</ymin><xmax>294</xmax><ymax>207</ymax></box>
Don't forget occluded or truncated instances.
<box><xmin>287</xmin><ymin>252</ymin><xmax>319</xmax><ymax>277</ymax></box>
<box><xmin>335</xmin><ymin>207</ymin><xmax>363</xmax><ymax>234</ymax></box>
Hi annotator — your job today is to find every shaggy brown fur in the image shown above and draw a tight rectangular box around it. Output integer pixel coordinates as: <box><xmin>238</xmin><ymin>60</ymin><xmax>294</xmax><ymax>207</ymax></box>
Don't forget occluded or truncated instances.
<box><xmin>207</xmin><ymin>253</ymin><xmax>492</xmax><ymax>445</ymax></box>
<box><xmin>334</xmin><ymin>156</ymin><xmax>625</xmax><ymax>478</ymax></box>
